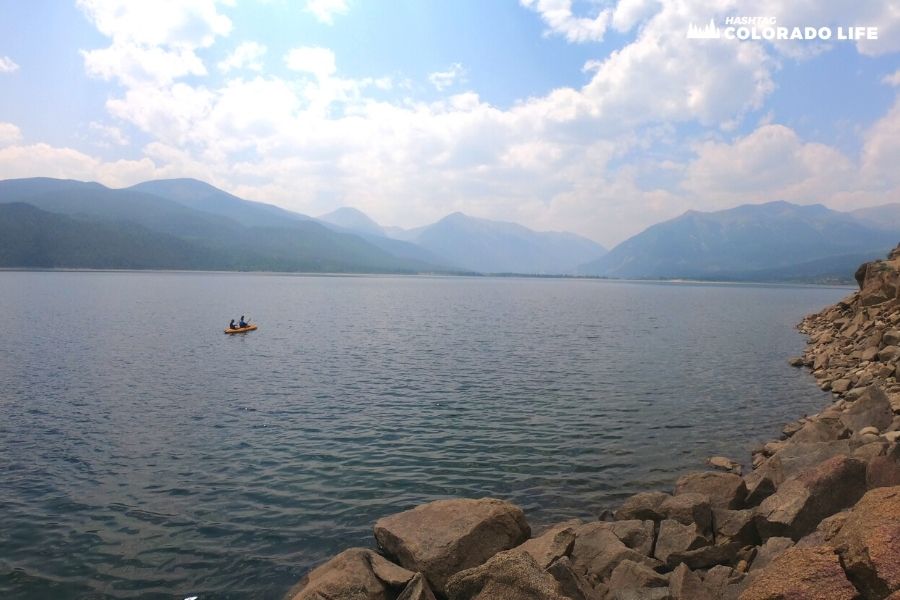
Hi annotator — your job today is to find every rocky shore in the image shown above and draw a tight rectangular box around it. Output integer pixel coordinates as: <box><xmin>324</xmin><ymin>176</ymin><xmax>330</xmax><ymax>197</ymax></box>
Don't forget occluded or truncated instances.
<box><xmin>284</xmin><ymin>249</ymin><xmax>900</xmax><ymax>600</ymax></box>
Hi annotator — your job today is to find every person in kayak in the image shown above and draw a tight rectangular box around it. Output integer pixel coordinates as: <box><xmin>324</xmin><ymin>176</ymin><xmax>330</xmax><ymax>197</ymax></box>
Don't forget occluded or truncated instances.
<box><xmin>239</xmin><ymin>315</ymin><xmax>248</xmax><ymax>328</ymax></box>
<box><xmin>229</xmin><ymin>319</ymin><xmax>237</xmax><ymax>330</ymax></box>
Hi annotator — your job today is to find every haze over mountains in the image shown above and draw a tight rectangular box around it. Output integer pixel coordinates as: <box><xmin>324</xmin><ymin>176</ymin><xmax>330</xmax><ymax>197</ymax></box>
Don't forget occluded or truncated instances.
<box><xmin>580</xmin><ymin>201</ymin><xmax>900</xmax><ymax>281</ymax></box>
<box><xmin>0</xmin><ymin>176</ymin><xmax>898</xmax><ymax>282</ymax></box>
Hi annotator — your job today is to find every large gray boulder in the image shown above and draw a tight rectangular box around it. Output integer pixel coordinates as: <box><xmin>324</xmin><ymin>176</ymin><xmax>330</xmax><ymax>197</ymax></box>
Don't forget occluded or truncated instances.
<box><xmin>515</xmin><ymin>522</ymin><xmax>577</xmax><ymax>569</ymax></box>
<box><xmin>841</xmin><ymin>386</ymin><xmax>894</xmax><ymax>433</ymax></box>
<box><xmin>755</xmin><ymin>455</ymin><xmax>867</xmax><ymax>541</ymax></box>
<box><xmin>653</xmin><ymin>519</ymin><xmax>709</xmax><ymax>566</ymax></box>
<box><xmin>607</xmin><ymin>558</ymin><xmax>668</xmax><ymax>590</ymax></box>
<box><xmin>571</xmin><ymin>523</ymin><xmax>661</xmax><ymax>583</ymax></box>
<box><xmin>673</xmin><ymin>471</ymin><xmax>746</xmax><ymax>509</ymax></box>
<box><xmin>604</xmin><ymin>520</ymin><xmax>656</xmax><ymax>557</ymax></box>
<box><xmin>668</xmin><ymin>564</ymin><xmax>712</xmax><ymax>600</ymax></box>
<box><xmin>712</xmin><ymin>508</ymin><xmax>758</xmax><ymax>547</ymax></box>
<box><xmin>444</xmin><ymin>550</ymin><xmax>569</xmax><ymax>600</ymax></box>
<box><xmin>615</xmin><ymin>491</ymin><xmax>670</xmax><ymax>522</ymax></box>
<box><xmin>285</xmin><ymin>548</ymin><xmax>415</xmax><ymax>600</ymax></box>
<box><xmin>373</xmin><ymin>498</ymin><xmax>530</xmax><ymax>595</ymax></box>
<box><xmin>744</xmin><ymin>440</ymin><xmax>852</xmax><ymax>506</ymax></box>
<box><xmin>659</xmin><ymin>493</ymin><xmax>713</xmax><ymax>535</ymax></box>
<box><xmin>546</xmin><ymin>557</ymin><xmax>607</xmax><ymax>600</ymax></box>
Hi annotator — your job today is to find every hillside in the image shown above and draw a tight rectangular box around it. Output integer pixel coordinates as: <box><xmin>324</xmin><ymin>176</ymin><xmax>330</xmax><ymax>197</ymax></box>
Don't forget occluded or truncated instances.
<box><xmin>0</xmin><ymin>179</ymin><xmax>441</xmax><ymax>273</ymax></box>
<box><xmin>394</xmin><ymin>212</ymin><xmax>607</xmax><ymax>274</ymax></box>
<box><xmin>580</xmin><ymin>201</ymin><xmax>900</xmax><ymax>281</ymax></box>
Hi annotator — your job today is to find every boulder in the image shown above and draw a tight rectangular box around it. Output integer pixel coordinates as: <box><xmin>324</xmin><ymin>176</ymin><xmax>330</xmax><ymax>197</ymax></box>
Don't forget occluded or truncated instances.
<box><xmin>373</xmin><ymin>498</ymin><xmax>530</xmax><ymax>594</ymax></box>
<box><xmin>831</xmin><ymin>378</ymin><xmax>852</xmax><ymax>394</ymax></box>
<box><xmin>674</xmin><ymin>471</ymin><xmax>746</xmax><ymax>509</ymax></box>
<box><xmin>841</xmin><ymin>386</ymin><xmax>893</xmax><ymax>433</ymax></box>
<box><xmin>883</xmin><ymin>329</ymin><xmax>900</xmax><ymax>346</ymax></box>
<box><xmin>867</xmin><ymin>443</ymin><xmax>900</xmax><ymax>488</ymax></box>
<box><xmin>444</xmin><ymin>550</ymin><xmax>568</xmax><ymax>600</ymax></box>
<box><xmin>608</xmin><ymin>559</ymin><xmax>669</xmax><ymax>590</ymax></box>
<box><xmin>605</xmin><ymin>520</ymin><xmax>656</xmax><ymax>557</ymax></box>
<box><xmin>713</xmin><ymin>508</ymin><xmax>759</xmax><ymax>547</ymax></box>
<box><xmin>880</xmin><ymin>345</ymin><xmax>900</xmax><ymax>362</ymax></box>
<box><xmin>739</xmin><ymin>546</ymin><xmax>858</xmax><ymax>600</ymax></box>
<box><xmin>755</xmin><ymin>455</ymin><xmax>867</xmax><ymax>540</ymax></box>
<box><xmin>703</xmin><ymin>565</ymin><xmax>741</xmax><ymax>598</ymax></box>
<box><xmin>787</xmin><ymin>415</ymin><xmax>848</xmax><ymax>444</ymax></box>
<box><xmin>516</xmin><ymin>523</ymin><xmax>576</xmax><ymax>569</ymax></box>
<box><xmin>748</xmin><ymin>537</ymin><xmax>794</xmax><ymax>573</ymax></box>
<box><xmin>397</xmin><ymin>574</ymin><xmax>437</xmax><ymax>600</ymax></box>
<box><xmin>654</xmin><ymin>519</ymin><xmax>709</xmax><ymax>566</ymax></box>
<box><xmin>831</xmin><ymin>485</ymin><xmax>900</xmax><ymax>598</ymax></box>
<box><xmin>707</xmin><ymin>456</ymin><xmax>742</xmax><ymax>474</ymax></box>
<box><xmin>668</xmin><ymin>563</ymin><xmax>711</xmax><ymax>600</ymax></box>
<box><xmin>665</xmin><ymin>541</ymin><xmax>742</xmax><ymax>570</ymax></box>
<box><xmin>571</xmin><ymin>523</ymin><xmax>661</xmax><ymax>583</ymax></box>
<box><xmin>659</xmin><ymin>493</ymin><xmax>712</xmax><ymax>534</ymax></box>
<box><xmin>615</xmin><ymin>492</ymin><xmax>670</xmax><ymax>522</ymax></box>
<box><xmin>745</xmin><ymin>441</ymin><xmax>853</xmax><ymax>506</ymax></box>
<box><xmin>546</xmin><ymin>557</ymin><xmax>606</xmax><ymax>600</ymax></box>
<box><xmin>286</xmin><ymin>548</ymin><xmax>415</xmax><ymax>600</ymax></box>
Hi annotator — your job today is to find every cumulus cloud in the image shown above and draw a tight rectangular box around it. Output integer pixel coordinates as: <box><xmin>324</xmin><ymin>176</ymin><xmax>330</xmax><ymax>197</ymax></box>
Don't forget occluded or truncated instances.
<box><xmin>683</xmin><ymin>124</ymin><xmax>856</xmax><ymax>205</ymax></box>
<box><xmin>428</xmin><ymin>63</ymin><xmax>466</xmax><ymax>91</ymax></box>
<box><xmin>62</xmin><ymin>0</ymin><xmax>900</xmax><ymax>245</ymax></box>
<box><xmin>218</xmin><ymin>41</ymin><xmax>267</xmax><ymax>73</ymax></box>
<box><xmin>0</xmin><ymin>56</ymin><xmax>19</xmax><ymax>73</ymax></box>
<box><xmin>0</xmin><ymin>122</ymin><xmax>23</xmax><ymax>146</ymax></box>
<box><xmin>306</xmin><ymin>0</ymin><xmax>349</xmax><ymax>25</ymax></box>
<box><xmin>77</xmin><ymin>0</ymin><xmax>232</xmax><ymax>86</ymax></box>
<box><xmin>520</xmin><ymin>0</ymin><xmax>611</xmax><ymax>42</ymax></box>
<box><xmin>89</xmin><ymin>121</ymin><xmax>130</xmax><ymax>146</ymax></box>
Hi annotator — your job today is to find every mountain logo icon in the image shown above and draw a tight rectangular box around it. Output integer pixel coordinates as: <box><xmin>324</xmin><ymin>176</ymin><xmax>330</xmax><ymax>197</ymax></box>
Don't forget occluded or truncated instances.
<box><xmin>687</xmin><ymin>19</ymin><xmax>721</xmax><ymax>39</ymax></box>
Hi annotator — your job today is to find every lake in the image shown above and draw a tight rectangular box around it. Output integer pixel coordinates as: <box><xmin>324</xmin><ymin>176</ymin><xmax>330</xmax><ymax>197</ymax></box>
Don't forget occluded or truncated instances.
<box><xmin>0</xmin><ymin>271</ymin><xmax>849</xmax><ymax>599</ymax></box>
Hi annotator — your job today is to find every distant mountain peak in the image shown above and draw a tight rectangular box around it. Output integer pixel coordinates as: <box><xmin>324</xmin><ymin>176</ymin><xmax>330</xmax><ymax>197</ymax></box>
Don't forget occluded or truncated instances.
<box><xmin>317</xmin><ymin>206</ymin><xmax>385</xmax><ymax>237</ymax></box>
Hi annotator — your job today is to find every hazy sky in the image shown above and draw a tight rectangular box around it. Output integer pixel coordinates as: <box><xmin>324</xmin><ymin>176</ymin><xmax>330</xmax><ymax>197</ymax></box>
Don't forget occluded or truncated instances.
<box><xmin>1</xmin><ymin>1</ymin><xmax>899</xmax><ymax>245</ymax></box>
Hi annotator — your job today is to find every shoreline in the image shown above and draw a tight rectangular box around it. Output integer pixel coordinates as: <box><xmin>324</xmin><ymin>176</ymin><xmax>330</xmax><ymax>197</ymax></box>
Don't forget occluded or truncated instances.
<box><xmin>0</xmin><ymin>267</ymin><xmax>857</xmax><ymax>288</ymax></box>
<box><xmin>283</xmin><ymin>250</ymin><xmax>900</xmax><ymax>600</ymax></box>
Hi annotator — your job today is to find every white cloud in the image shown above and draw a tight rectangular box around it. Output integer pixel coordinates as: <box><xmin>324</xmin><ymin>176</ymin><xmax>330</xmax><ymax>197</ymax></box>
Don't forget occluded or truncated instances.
<box><xmin>63</xmin><ymin>0</ymin><xmax>900</xmax><ymax>246</ymax></box>
<box><xmin>306</xmin><ymin>0</ymin><xmax>348</xmax><ymax>25</ymax></box>
<box><xmin>89</xmin><ymin>121</ymin><xmax>130</xmax><ymax>146</ymax></box>
<box><xmin>428</xmin><ymin>63</ymin><xmax>466</xmax><ymax>91</ymax></box>
<box><xmin>285</xmin><ymin>47</ymin><xmax>336</xmax><ymax>79</ymax></box>
<box><xmin>77</xmin><ymin>0</ymin><xmax>232</xmax><ymax>86</ymax></box>
<box><xmin>683</xmin><ymin>124</ymin><xmax>856</xmax><ymax>206</ymax></box>
<box><xmin>884</xmin><ymin>69</ymin><xmax>900</xmax><ymax>87</ymax></box>
<box><xmin>0</xmin><ymin>56</ymin><xmax>19</xmax><ymax>73</ymax></box>
<box><xmin>0</xmin><ymin>122</ymin><xmax>23</xmax><ymax>146</ymax></box>
<box><xmin>218</xmin><ymin>41</ymin><xmax>267</xmax><ymax>73</ymax></box>
<box><xmin>860</xmin><ymin>96</ymin><xmax>900</xmax><ymax>188</ymax></box>
<box><xmin>520</xmin><ymin>0</ymin><xmax>611</xmax><ymax>42</ymax></box>
<box><xmin>0</xmin><ymin>143</ymin><xmax>162</xmax><ymax>187</ymax></box>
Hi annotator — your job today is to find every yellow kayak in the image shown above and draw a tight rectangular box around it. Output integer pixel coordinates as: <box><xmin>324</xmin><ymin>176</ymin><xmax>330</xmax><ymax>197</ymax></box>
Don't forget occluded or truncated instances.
<box><xmin>224</xmin><ymin>324</ymin><xmax>258</xmax><ymax>334</ymax></box>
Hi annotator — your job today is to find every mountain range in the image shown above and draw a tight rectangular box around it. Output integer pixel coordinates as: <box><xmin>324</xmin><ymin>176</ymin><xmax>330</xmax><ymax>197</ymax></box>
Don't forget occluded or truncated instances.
<box><xmin>0</xmin><ymin>176</ymin><xmax>897</xmax><ymax>282</ymax></box>
<box><xmin>580</xmin><ymin>201</ymin><xmax>900</xmax><ymax>281</ymax></box>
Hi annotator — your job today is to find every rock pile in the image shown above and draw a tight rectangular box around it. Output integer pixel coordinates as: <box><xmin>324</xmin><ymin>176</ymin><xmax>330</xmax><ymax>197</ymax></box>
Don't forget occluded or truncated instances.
<box><xmin>285</xmin><ymin>248</ymin><xmax>900</xmax><ymax>600</ymax></box>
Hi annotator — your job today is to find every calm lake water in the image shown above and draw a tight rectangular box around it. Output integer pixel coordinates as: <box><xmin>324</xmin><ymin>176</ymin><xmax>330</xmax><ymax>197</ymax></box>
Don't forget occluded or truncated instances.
<box><xmin>0</xmin><ymin>272</ymin><xmax>849</xmax><ymax>599</ymax></box>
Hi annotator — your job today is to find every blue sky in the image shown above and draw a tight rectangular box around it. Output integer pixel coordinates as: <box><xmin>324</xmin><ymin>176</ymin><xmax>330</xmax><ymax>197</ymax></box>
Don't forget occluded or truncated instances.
<box><xmin>0</xmin><ymin>0</ymin><xmax>899</xmax><ymax>245</ymax></box>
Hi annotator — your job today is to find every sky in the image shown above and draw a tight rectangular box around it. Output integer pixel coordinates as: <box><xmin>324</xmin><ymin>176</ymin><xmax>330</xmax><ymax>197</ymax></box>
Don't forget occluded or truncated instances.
<box><xmin>0</xmin><ymin>1</ymin><xmax>899</xmax><ymax>246</ymax></box>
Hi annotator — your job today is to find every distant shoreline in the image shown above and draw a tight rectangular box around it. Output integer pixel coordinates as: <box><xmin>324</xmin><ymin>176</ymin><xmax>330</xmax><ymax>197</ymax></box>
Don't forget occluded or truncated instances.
<box><xmin>0</xmin><ymin>267</ymin><xmax>857</xmax><ymax>288</ymax></box>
